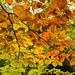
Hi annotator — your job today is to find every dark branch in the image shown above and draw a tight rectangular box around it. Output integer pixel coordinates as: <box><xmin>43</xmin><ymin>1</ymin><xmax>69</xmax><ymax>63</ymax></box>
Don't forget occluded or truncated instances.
<box><xmin>0</xmin><ymin>3</ymin><xmax>50</xmax><ymax>47</ymax></box>
<box><xmin>0</xmin><ymin>3</ymin><xmax>20</xmax><ymax>61</ymax></box>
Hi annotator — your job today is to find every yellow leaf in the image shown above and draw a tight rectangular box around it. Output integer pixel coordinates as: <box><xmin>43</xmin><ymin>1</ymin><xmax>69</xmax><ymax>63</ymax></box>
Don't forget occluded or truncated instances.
<box><xmin>52</xmin><ymin>62</ymin><xmax>58</xmax><ymax>67</ymax></box>
<box><xmin>13</xmin><ymin>21</ymin><xmax>28</xmax><ymax>32</ymax></box>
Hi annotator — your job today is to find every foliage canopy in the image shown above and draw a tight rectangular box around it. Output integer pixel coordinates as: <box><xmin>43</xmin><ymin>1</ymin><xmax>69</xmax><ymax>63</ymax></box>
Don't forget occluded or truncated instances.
<box><xmin>0</xmin><ymin>0</ymin><xmax>75</xmax><ymax>75</ymax></box>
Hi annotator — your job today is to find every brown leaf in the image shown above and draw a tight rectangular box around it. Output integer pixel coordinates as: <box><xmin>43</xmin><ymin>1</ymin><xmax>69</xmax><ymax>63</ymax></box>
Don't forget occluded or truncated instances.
<box><xmin>6</xmin><ymin>35</ymin><xmax>13</xmax><ymax>42</ymax></box>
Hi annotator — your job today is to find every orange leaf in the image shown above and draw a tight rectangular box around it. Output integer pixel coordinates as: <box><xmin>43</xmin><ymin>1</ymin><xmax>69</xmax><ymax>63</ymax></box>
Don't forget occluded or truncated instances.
<box><xmin>73</xmin><ymin>9</ymin><xmax>75</xmax><ymax>15</ymax></box>
<box><xmin>57</xmin><ymin>0</ymin><xmax>67</xmax><ymax>10</ymax></box>
<box><xmin>49</xmin><ymin>41</ymin><xmax>53</xmax><ymax>47</ymax></box>
<box><xmin>52</xmin><ymin>33</ymin><xmax>58</xmax><ymax>38</ymax></box>
<box><xmin>13</xmin><ymin>5</ymin><xmax>24</xmax><ymax>14</ymax></box>
<box><xmin>58</xmin><ymin>30</ymin><xmax>66</xmax><ymax>37</ymax></box>
<box><xmin>70</xmin><ymin>0</ymin><xmax>75</xmax><ymax>4</ymax></box>
<box><xmin>39</xmin><ymin>0</ymin><xmax>45</xmax><ymax>3</ymax></box>
<box><xmin>70</xmin><ymin>58</ymin><xmax>75</xmax><ymax>66</ymax></box>
<box><xmin>14</xmin><ymin>15</ymin><xmax>20</xmax><ymax>22</ymax></box>
<box><xmin>68</xmin><ymin>50</ymin><xmax>75</xmax><ymax>57</ymax></box>
<box><xmin>61</xmin><ymin>15</ymin><xmax>69</xmax><ymax>23</ymax></box>
<box><xmin>46</xmin><ymin>49</ymin><xmax>53</xmax><ymax>56</ymax></box>
<box><xmin>59</xmin><ymin>55</ymin><xmax>65</xmax><ymax>63</ymax></box>
<box><xmin>51</xmin><ymin>26</ymin><xmax>56</xmax><ymax>33</ymax></box>
<box><xmin>56</xmin><ymin>46</ymin><xmax>64</xmax><ymax>52</ymax></box>
<box><xmin>16</xmin><ymin>0</ymin><xmax>22</xmax><ymax>3</ymax></box>
<box><xmin>23</xmin><ymin>4</ymin><xmax>30</xmax><ymax>10</ymax></box>
<box><xmin>5</xmin><ymin>0</ymin><xmax>13</xmax><ymax>4</ymax></box>
<box><xmin>64</xmin><ymin>39</ymin><xmax>75</xmax><ymax>46</ymax></box>
<box><xmin>55</xmin><ymin>9</ymin><xmax>61</xmax><ymax>16</ymax></box>
<box><xmin>51</xmin><ymin>49</ymin><xmax>59</xmax><ymax>56</ymax></box>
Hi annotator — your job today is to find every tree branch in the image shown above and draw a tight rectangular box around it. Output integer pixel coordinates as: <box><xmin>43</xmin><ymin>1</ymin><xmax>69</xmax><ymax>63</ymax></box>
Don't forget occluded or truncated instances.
<box><xmin>0</xmin><ymin>3</ymin><xmax>50</xmax><ymax>47</ymax></box>
<box><xmin>0</xmin><ymin>3</ymin><xmax>20</xmax><ymax>62</ymax></box>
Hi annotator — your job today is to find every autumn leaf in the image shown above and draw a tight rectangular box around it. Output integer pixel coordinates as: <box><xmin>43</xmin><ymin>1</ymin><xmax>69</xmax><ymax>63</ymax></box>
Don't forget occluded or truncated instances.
<box><xmin>39</xmin><ymin>0</ymin><xmax>45</xmax><ymax>3</ymax></box>
<box><xmin>64</xmin><ymin>39</ymin><xmax>75</xmax><ymax>46</ymax></box>
<box><xmin>5</xmin><ymin>0</ymin><xmax>13</xmax><ymax>4</ymax></box>
<box><xmin>50</xmin><ymin>26</ymin><xmax>56</xmax><ymax>33</ymax></box>
<box><xmin>68</xmin><ymin>50</ymin><xmax>75</xmax><ymax>57</ymax></box>
<box><xmin>13</xmin><ymin>21</ymin><xmax>28</xmax><ymax>32</ymax></box>
<box><xmin>16</xmin><ymin>0</ymin><xmax>22</xmax><ymax>3</ymax></box>
<box><xmin>23</xmin><ymin>4</ymin><xmax>30</xmax><ymax>10</ymax></box>
<box><xmin>70</xmin><ymin>0</ymin><xmax>75</xmax><ymax>4</ymax></box>
<box><xmin>70</xmin><ymin>58</ymin><xmax>75</xmax><ymax>66</ymax></box>
<box><xmin>46</xmin><ymin>49</ymin><xmax>53</xmax><ymax>56</ymax></box>
<box><xmin>13</xmin><ymin>5</ymin><xmax>24</xmax><ymax>14</ymax></box>
<box><xmin>6</xmin><ymin>35</ymin><xmax>13</xmax><ymax>42</ymax></box>
<box><xmin>58</xmin><ymin>30</ymin><xmax>66</xmax><ymax>37</ymax></box>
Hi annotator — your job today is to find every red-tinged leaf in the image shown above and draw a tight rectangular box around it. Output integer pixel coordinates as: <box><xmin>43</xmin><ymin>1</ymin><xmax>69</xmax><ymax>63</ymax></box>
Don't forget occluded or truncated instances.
<box><xmin>64</xmin><ymin>39</ymin><xmax>75</xmax><ymax>46</ymax></box>
<box><xmin>5</xmin><ymin>0</ymin><xmax>13</xmax><ymax>4</ymax></box>
<box><xmin>70</xmin><ymin>58</ymin><xmax>75</xmax><ymax>66</ymax></box>
<box><xmin>16</xmin><ymin>0</ymin><xmax>22</xmax><ymax>3</ymax></box>
<box><xmin>39</xmin><ymin>0</ymin><xmax>45</xmax><ymax>3</ymax></box>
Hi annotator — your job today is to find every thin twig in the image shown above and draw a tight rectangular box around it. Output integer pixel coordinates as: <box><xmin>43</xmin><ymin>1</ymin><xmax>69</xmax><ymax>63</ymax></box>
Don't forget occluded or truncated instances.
<box><xmin>0</xmin><ymin>3</ymin><xmax>50</xmax><ymax>46</ymax></box>
<box><xmin>0</xmin><ymin>3</ymin><xmax>20</xmax><ymax>61</ymax></box>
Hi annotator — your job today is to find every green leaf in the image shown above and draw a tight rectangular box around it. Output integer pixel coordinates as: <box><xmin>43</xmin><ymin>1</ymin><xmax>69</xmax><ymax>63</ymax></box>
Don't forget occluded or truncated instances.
<box><xmin>66</xmin><ymin>33</ymin><xmax>71</xmax><ymax>37</ymax></box>
<box><xmin>66</xmin><ymin>28</ymin><xmax>72</xmax><ymax>32</ymax></box>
